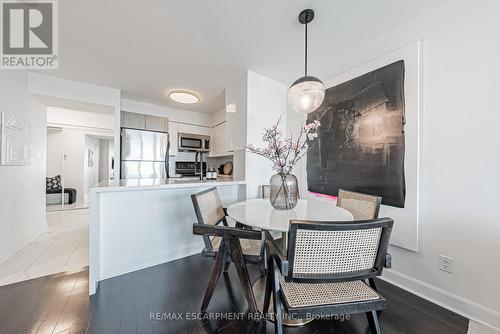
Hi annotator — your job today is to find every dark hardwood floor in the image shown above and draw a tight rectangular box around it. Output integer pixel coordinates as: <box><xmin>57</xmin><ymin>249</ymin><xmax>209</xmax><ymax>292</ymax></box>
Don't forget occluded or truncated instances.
<box><xmin>0</xmin><ymin>254</ymin><xmax>469</xmax><ymax>334</ymax></box>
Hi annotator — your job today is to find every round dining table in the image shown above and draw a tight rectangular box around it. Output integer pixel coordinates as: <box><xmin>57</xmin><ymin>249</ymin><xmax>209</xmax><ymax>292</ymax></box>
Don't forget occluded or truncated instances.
<box><xmin>227</xmin><ymin>198</ymin><xmax>354</xmax><ymax>250</ymax></box>
<box><xmin>226</xmin><ymin>197</ymin><xmax>354</xmax><ymax>326</ymax></box>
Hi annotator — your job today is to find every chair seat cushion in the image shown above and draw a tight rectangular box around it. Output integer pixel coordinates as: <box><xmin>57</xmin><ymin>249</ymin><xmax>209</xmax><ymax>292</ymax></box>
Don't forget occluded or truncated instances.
<box><xmin>211</xmin><ymin>237</ymin><xmax>262</xmax><ymax>256</ymax></box>
<box><xmin>280</xmin><ymin>278</ymin><xmax>381</xmax><ymax>308</ymax></box>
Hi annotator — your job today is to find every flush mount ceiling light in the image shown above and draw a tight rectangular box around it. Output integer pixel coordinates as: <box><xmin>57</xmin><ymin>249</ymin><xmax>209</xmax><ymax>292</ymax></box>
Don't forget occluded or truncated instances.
<box><xmin>168</xmin><ymin>90</ymin><xmax>200</xmax><ymax>104</ymax></box>
<box><xmin>288</xmin><ymin>9</ymin><xmax>325</xmax><ymax>114</ymax></box>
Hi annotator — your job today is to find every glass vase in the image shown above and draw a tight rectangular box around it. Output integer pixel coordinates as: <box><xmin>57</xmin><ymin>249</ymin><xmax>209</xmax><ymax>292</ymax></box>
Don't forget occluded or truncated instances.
<box><xmin>269</xmin><ymin>173</ymin><xmax>299</xmax><ymax>210</ymax></box>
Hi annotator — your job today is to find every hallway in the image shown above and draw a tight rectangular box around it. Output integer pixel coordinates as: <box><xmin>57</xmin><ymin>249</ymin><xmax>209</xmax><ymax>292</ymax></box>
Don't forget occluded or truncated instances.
<box><xmin>0</xmin><ymin>209</ymin><xmax>89</xmax><ymax>286</ymax></box>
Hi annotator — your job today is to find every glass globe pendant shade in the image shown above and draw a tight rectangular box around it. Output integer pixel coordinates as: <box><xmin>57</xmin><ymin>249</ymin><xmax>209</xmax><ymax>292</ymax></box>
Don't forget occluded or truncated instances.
<box><xmin>288</xmin><ymin>75</ymin><xmax>325</xmax><ymax>114</ymax></box>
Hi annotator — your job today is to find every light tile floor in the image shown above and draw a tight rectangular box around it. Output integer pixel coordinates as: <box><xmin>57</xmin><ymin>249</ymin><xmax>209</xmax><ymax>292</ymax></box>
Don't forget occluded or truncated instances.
<box><xmin>45</xmin><ymin>196</ymin><xmax>89</xmax><ymax>212</ymax></box>
<box><xmin>0</xmin><ymin>209</ymin><xmax>89</xmax><ymax>286</ymax></box>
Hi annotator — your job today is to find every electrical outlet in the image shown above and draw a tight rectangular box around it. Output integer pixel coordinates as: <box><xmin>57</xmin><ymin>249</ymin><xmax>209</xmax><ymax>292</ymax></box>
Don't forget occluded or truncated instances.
<box><xmin>439</xmin><ymin>255</ymin><xmax>453</xmax><ymax>273</ymax></box>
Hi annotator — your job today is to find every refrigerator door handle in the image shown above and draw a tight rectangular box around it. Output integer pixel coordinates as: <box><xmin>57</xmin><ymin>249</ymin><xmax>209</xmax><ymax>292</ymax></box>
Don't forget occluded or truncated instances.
<box><xmin>165</xmin><ymin>138</ymin><xmax>170</xmax><ymax>178</ymax></box>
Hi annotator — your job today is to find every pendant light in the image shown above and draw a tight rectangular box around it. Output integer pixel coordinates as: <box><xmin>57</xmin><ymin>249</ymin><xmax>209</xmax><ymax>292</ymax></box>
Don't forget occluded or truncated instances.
<box><xmin>288</xmin><ymin>9</ymin><xmax>325</xmax><ymax>114</ymax></box>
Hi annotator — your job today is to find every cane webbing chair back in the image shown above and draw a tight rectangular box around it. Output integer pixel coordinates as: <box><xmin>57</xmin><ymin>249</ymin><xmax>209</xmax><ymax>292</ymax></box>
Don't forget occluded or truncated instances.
<box><xmin>285</xmin><ymin>218</ymin><xmax>393</xmax><ymax>282</ymax></box>
<box><xmin>191</xmin><ymin>187</ymin><xmax>227</xmax><ymax>251</ymax></box>
<box><xmin>337</xmin><ymin>189</ymin><xmax>382</xmax><ymax>220</ymax></box>
<box><xmin>192</xmin><ymin>187</ymin><xmax>226</xmax><ymax>226</ymax></box>
<box><xmin>261</xmin><ymin>185</ymin><xmax>271</xmax><ymax>199</ymax></box>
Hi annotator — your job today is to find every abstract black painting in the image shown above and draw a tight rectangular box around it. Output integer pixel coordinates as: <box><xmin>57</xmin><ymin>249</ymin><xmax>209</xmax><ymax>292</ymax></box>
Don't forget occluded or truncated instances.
<box><xmin>307</xmin><ymin>60</ymin><xmax>406</xmax><ymax>208</ymax></box>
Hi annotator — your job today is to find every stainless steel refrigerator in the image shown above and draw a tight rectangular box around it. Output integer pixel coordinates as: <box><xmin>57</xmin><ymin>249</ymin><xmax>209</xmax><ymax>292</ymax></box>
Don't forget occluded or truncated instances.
<box><xmin>120</xmin><ymin>128</ymin><xmax>169</xmax><ymax>179</ymax></box>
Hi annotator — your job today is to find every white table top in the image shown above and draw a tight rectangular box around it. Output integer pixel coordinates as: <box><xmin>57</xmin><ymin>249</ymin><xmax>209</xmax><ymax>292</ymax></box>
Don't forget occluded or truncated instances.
<box><xmin>227</xmin><ymin>198</ymin><xmax>354</xmax><ymax>232</ymax></box>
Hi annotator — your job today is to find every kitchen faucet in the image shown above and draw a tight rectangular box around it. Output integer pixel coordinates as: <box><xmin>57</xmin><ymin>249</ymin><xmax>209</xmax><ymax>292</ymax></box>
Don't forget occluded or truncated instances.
<box><xmin>195</xmin><ymin>151</ymin><xmax>204</xmax><ymax>180</ymax></box>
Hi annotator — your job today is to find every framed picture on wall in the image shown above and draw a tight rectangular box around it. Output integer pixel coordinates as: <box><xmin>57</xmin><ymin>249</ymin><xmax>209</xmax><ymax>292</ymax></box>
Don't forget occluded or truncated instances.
<box><xmin>0</xmin><ymin>111</ymin><xmax>31</xmax><ymax>166</ymax></box>
<box><xmin>88</xmin><ymin>149</ymin><xmax>95</xmax><ymax>167</ymax></box>
<box><xmin>306</xmin><ymin>41</ymin><xmax>422</xmax><ymax>251</ymax></box>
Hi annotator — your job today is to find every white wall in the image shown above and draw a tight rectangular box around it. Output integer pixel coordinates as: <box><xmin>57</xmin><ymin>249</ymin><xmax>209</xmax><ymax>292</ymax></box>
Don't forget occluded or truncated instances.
<box><xmin>47</xmin><ymin>106</ymin><xmax>114</xmax><ymax>130</ymax></box>
<box><xmin>245</xmin><ymin>71</ymin><xmax>287</xmax><ymax>198</ymax></box>
<box><xmin>98</xmin><ymin>139</ymin><xmax>113</xmax><ymax>182</ymax></box>
<box><xmin>283</xmin><ymin>0</ymin><xmax>500</xmax><ymax>328</ymax></box>
<box><xmin>46</xmin><ymin>106</ymin><xmax>114</xmax><ymax>196</ymax></box>
<box><xmin>46</xmin><ymin>128</ymin><xmax>64</xmax><ymax>178</ymax></box>
<box><xmin>84</xmin><ymin>136</ymin><xmax>100</xmax><ymax>196</ymax></box>
<box><xmin>225</xmin><ymin>71</ymin><xmax>287</xmax><ymax>198</ymax></box>
<box><xmin>0</xmin><ymin>72</ymin><xmax>46</xmax><ymax>263</ymax></box>
<box><xmin>225</xmin><ymin>72</ymin><xmax>248</xmax><ymax>182</ymax></box>
<box><xmin>46</xmin><ymin>127</ymin><xmax>113</xmax><ymax>199</ymax></box>
<box><xmin>28</xmin><ymin>73</ymin><xmax>121</xmax><ymax>177</ymax></box>
<box><xmin>121</xmin><ymin>98</ymin><xmax>212</xmax><ymax>126</ymax></box>
<box><xmin>51</xmin><ymin>128</ymin><xmax>84</xmax><ymax>197</ymax></box>
<box><xmin>29</xmin><ymin>73</ymin><xmax>121</xmax><ymax>108</ymax></box>
<box><xmin>211</xmin><ymin>107</ymin><xmax>226</xmax><ymax>127</ymax></box>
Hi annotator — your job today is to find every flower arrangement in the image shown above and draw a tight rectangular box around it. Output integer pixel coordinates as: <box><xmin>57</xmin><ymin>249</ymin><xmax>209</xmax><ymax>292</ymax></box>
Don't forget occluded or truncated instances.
<box><xmin>246</xmin><ymin>117</ymin><xmax>321</xmax><ymax>175</ymax></box>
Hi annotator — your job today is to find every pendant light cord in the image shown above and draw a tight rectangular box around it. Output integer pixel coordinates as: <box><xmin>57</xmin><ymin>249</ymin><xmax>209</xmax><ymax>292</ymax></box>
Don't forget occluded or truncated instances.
<box><xmin>304</xmin><ymin>21</ymin><xmax>308</xmax><ymax>76</ymax></box>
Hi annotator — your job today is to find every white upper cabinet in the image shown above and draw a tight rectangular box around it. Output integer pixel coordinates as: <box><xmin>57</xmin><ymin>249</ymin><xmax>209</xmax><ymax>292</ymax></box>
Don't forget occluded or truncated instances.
<box><xmin>168</xmin><ymin>121</ymin><xmax>178</xmax><ymax>156</ymax></box>
<box><xmin>121</xmin><ymin>111</ymin><xmax>168</xmax><ymax>132</ymax></box>
<box><xmin>145</xmin><ymin>115</ymin><xmax>169</xmax><ymax>132</ymax></box>
<box><xmin>121</xmin><ymin>111</ymin><xmax>146</xmax><ymax>129</ymax></box>
<box><xmin>177</xmin><ymin>123</ymin><xmax>210</xmax><ymax>136</ymax></box>
<box><xmin>210</xmin><ymin>121</ymin><xmax>231</xmax><ymax>157</ymax></box>
<box><xmin>225</xmin><ymin>73</ymin><xmax>247</xmax><ymax>151</ymax></box>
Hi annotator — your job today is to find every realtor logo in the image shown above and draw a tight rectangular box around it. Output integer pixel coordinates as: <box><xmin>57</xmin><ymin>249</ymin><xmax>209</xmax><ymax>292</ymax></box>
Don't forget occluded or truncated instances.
<box><xmin>1</xmin><ymin>0</ymin><xmax>58</xmax><ymax>69</ymax></box>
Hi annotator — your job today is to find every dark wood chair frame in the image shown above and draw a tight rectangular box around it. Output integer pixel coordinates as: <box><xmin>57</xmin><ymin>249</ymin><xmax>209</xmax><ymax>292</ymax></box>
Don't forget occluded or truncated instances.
<box><xmin>191</xmin><ymin>187</ymin><xmax>266</xmax><ymax>313</ymax></box>
<box><xmin>263</xmin><ymin>217</ymin><xmax>394</xmax><ymax>334</ymax></box>
<box><xmin>337</xmin><ymin>189</ymin><xmax>391</xmax><ymax>291</ymax></box>
<box><xmin>192</xmin><ymin>188</ymin><xmax>266</xmax><ymax>273</ymax></box>
<box><xmin>193</xmin><ymin>224</ymin><xmax>261</xmax><ymax>314</ymax></box>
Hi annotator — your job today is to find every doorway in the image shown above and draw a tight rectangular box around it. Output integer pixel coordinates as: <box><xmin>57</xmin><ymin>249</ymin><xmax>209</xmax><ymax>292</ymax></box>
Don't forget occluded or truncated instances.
<box><xmin>45</xmin><ymin>107</ymin><xmax>115</xmax><ymax>212</ymax></box>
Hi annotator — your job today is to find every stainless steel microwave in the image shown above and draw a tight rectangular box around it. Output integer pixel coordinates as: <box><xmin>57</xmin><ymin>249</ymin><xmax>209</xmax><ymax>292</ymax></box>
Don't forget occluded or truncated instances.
<box><xmin>178</xmin><ymin>133</ymin><xmax>210</xmax><ymax>152</ymax></box>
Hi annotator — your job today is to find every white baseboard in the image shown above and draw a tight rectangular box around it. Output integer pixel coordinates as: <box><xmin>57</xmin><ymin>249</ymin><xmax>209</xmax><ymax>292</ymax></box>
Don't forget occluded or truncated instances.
<box><xmin>98</xmin><ymin>243</ymin><xmax>203</xmax><ymax>281</ymax></box>
<box><xmin>381</xmin><ymin>269</ymin><xmax>500</xmax><ymax>331</ymax></box>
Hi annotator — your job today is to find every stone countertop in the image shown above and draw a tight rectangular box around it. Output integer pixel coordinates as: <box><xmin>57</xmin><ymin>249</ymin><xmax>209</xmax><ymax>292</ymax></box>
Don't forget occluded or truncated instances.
<box><xmin>91</xmin><ymin>177</ymin><xmax>245</xmax><ymax>193</ymax></box>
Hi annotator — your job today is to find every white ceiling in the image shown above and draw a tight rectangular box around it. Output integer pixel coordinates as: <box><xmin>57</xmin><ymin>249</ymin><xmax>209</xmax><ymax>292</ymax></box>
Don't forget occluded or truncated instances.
<box><xmin>51</xmin><ymin>0</ymin><xmax>453</xmax><ymax>114</ymax></box>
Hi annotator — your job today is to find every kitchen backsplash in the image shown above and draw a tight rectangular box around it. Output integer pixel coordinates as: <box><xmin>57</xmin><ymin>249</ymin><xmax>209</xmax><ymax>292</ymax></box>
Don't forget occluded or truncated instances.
<box><xmin>206</xmin><ymin>156</ymin><xmax>233</xmax><ymax>175</ymax></box>
<box><xmin>169</xmin><ymin>151</ymin><xmax>233</xmax><ymax>176</ymax></box>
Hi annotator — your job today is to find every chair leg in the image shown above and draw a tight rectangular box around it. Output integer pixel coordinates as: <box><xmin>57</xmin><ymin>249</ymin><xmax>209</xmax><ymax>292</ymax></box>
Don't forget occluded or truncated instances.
<box><xmin>223</xmin><ymin>249</ymin><xmax>231</xmax><ymax>273</ymax></box>
<box><xmin>368</xmin><ymin>278</ymin><xmax>378</xmax><ymax>291</ymax></box>
<box><xmin>262</xmin><ymin>259</ymin><xmax>273</xmax><ymax>316</ymax></box>
<box><xmin>365</xmin><ymin>278</ymin><xmax>382</xmax><ymax>317</ymax></box>
<box><xmin>272</xmin><ymin>262</ymin><xmax>283</xmax><ymax>334</ymax></box>
<box><xmin>223</xmin><ymin>260</ymin><xmax>231</xmax><ymax>273</ymax></box>
<box><xmin>230</xmin><ymin>239</ymin><xmax>258</xmax><ymax>315</ymax></box>
<box><xmin>201</xmin><ymin>240</ymin><xmax>227</xmax><ymax>313</ymax></box>
<box><xmin>258</xmin><ymin>259</ymin><xmax>266</xmax><ymax>277</ymax></box>
<box><xmin>366</xmin><ymin>310</ymin><xmax>382</xmax><ymax>334</ymax></box>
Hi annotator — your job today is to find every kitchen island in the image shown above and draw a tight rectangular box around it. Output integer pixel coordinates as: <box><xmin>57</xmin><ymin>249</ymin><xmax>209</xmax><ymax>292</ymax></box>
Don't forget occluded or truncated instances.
<box><xmin>89</xmin><ymin>178</ymin><xmax>246</xmax><ymax>294</ymax></box>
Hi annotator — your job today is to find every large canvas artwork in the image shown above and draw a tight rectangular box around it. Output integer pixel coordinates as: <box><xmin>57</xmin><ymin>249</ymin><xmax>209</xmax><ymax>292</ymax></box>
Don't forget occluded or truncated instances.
<box><xmin>307</xmin><ymin>60</ymin><xmax>406</xmax><ymax>208</ymax></box>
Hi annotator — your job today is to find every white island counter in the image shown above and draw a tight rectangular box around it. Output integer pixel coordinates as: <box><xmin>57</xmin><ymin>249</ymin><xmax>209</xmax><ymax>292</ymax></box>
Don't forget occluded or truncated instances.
<box><xmin>89</xmin><ymin>178</ymin><xmax>246</xmax><ymax>295</ymax></box>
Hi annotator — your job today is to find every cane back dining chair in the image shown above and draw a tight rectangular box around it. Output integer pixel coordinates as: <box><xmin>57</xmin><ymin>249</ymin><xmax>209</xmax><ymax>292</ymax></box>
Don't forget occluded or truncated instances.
<box><xmin>263</xmin><ymin>218</ymin><xmax>394</xmax><ymax>334</ymax></box>
<box><xmin>261</xmin><ymin>185</ymin><xmax>271</xmax><ymax>199</ymax></box>
<box><xmin>337</xmin><ymin>189</ymin><xmax>382</xmax><ymax>221</ymax></box>
<box><xmin>191</xmin><ymin>187</ymin><xmax>266</xmax><ymax>313</ymax></box>
<box><xmin>336</xmin><ymin>189</ymin><xmax>390</xmax><ymax>288</ymax></box>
